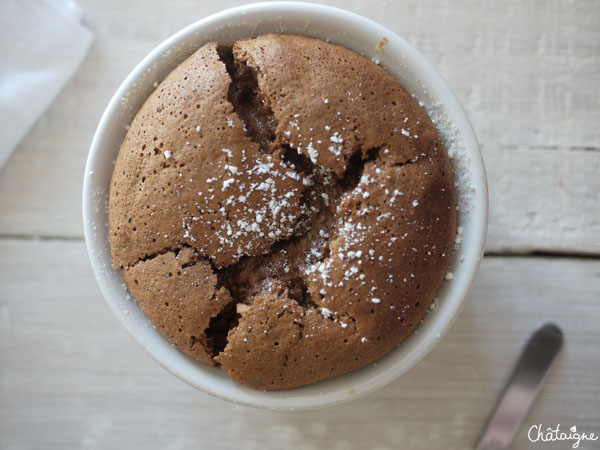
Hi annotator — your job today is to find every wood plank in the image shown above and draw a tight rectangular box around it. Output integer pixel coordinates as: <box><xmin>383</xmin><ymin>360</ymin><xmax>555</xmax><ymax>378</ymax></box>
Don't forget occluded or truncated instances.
<box><xmin>484</xmin><ymin>146</ymin><xmax>600</xmax><ymax>254</ymax></box>
<box><xmin>2</xmin><ymin>140</ymin><xmax>598</xmax><ymax>255</ymax></box>
<box><xmin>80</xmin><ymin>0</ymin><xmax>600</xmax><ymax>147</ymax></box>
<box><xmin>78</xmin><ymin>0</ymin><xmax>600</xmax><ymax>149</ymax></box>
<box><xmin>1</xmin><ymin>0</ymin><xmax>599</xmax><ymax>250</ymax></box>
<box><xmin>1</xmin><ymin>239</ymin><xmax>598</xmax><ymax>449</ymax></box>
<box><xmin>0</xmin><ymin>0</ymin><xmax>598</xmax><ymax>253</ymax></box>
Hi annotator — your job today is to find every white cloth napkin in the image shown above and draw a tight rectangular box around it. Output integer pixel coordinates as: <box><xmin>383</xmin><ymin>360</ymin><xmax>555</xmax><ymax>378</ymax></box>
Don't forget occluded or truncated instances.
<box><xmin>0</xmin><ymin>0</ymin><xmax>93</xmax><ymax>170</ymax></box>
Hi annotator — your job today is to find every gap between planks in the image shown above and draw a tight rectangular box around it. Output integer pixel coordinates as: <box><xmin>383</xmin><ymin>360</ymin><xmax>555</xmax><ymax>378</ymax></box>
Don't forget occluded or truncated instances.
<box><xmin>488</xmin><ymin>144</ymin><xmax>600</xmax><ymax>153</ymax></box>
<box><xmin>0</xmin><ymin>234</ymin><xmax>84</xmax><ymax>242</ymax></box>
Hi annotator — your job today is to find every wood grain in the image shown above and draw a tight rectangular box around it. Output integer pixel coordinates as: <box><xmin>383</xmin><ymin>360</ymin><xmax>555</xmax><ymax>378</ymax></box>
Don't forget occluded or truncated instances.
<box><xmin>485</xmin><ymin>146</ymin><xmax>600</xmax><ymax>254</ymax></box>
<box><xmin>0</xmin><ymin>240</ymin><xmax>599</xmax><ymax>450</ymax></box>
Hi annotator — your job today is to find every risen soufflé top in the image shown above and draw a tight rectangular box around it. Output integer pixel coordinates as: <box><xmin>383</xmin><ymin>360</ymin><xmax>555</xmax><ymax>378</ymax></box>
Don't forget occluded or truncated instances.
<box><xmin>108</xmin><ymin>34</ymin><xmax>456</xmax><ymax>390</ymax></box>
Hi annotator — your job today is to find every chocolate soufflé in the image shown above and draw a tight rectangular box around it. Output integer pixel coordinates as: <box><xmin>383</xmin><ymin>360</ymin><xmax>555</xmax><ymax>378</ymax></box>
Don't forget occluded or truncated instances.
<box><xmin>108</xmin><ymin>34</ymin><xmax>456</xmax><ymax>390</ymax></box>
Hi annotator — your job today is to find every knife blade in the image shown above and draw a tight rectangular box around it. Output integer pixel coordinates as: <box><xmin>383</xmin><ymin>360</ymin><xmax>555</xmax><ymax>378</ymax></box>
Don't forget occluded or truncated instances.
<box><xmin>475</xmin><ymin>322</ymin><xmax>564</xmax><ymax>450</ymax></box>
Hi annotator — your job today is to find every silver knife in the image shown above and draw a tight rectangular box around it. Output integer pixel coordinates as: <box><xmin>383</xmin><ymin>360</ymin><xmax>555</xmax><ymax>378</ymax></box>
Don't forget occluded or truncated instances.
<box><xmin>475</xmin><ymin>322</ymin><xmax>564</xmax><ymax>450</ymax></box>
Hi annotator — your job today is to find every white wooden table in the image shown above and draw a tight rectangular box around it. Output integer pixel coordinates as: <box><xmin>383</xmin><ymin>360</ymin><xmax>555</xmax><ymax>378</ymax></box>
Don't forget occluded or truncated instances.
<box><xmin>1</xmin><ymin>1</ymin><xmax>599</xmax><ymax>449</ymax></box>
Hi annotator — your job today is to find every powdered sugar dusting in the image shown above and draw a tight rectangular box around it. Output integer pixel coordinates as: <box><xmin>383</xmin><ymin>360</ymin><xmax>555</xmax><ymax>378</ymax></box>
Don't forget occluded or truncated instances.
<box><xmin>425</xmin><ymin>101</ymin><xmax>471</xmax><ymax>220</ymax></box>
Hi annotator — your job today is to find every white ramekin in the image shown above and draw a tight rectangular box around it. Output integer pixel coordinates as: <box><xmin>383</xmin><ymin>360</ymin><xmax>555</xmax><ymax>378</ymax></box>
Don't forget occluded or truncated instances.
<box><xmin>83</xmin><ymin>1</ymin><xmax>487</xmax><ymax>410</ymax></box>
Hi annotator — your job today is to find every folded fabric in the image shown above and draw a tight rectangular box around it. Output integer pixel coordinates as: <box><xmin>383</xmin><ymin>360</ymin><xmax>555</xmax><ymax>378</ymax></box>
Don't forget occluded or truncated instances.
<box><xmin>0</xmin><ymin>0</ymin><xmax>93</xmax><ymax>170</ymax></box>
